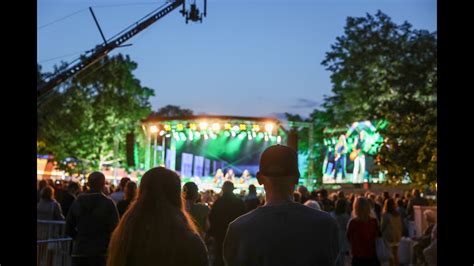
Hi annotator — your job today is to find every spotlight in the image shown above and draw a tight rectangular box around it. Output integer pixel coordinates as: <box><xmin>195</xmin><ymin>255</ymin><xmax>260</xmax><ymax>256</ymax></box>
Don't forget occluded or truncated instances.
<box><xmin>232</xmin><ymin>125</ymin><xmax>239</xmax><ymax>131</ymax></box>
<box><xmin>265</xmin><ymin>123</ymin><xmax>274</xmax><ymax>133</ymax></box>
<box><xmin>252</xmin><ymin>124</ymin><xmax>260</xmax><ymax>131</ymax></box>
<box><xmin>277</xmin><ymin>136</ymin><xmax>282</xmax><ymax>143</ymax></box>
<box><xmin>150</xmin><ymin>125</ymin><xmax>158</xmax><ymax>133</ymax></box>
<box><xmin>204</xmin><ymin>133</ymin><xmax>209</xmax><ymax>140</ymax></box>
<box><xmin>224</xmin><ymin>131</ymin><xmax>231</xmax><ymax>137</ymax></box>
<box><xmin>252</xmin><ymin>132</ymin><xmax>256</xmax><ymax>138</ymax></box>
<box><xmin>212</xmin><ymin>123</ymin><xmax>221</xmax><ymax>131</ymax></box>
<box><xmin>248</xmin><ymin>132</ymin><xmax>253</xmax><ymax>140</ymax></box>
<box><xmin>159</xmin><ymin>130</ymin><xmax>165</xmax><ymax>136</ymax></box>
<box><xmin>165</xmin><ymin>133</ymin><xmax>171</xmax><ymax>138</ymax></box>
<box><xmin>224</xmin><ymin>123</ymin><xmax>232</xmax><ymax>130</ymax></box>
<box><xmin>199</xmin><ymin>122</ymin><xmax>208</xmax><ymax>130</ymax></box>
<box><xmin>239</xmin><ymin>124</ymin><xmax>247</xmax><ymax>130</ymax></box>
<box><xmin>189</xmin><ymin>123</ymin><xmax>197</xmax><ymax>130</ymax></box>
<box><xmin>264</xmin><ymin>135</ymin><xmax>269</xmax><ymax>142</ymax></box>
<box><xmin>177</xmin><ymin>124</ymin><xmax>184</xmax><ymax>131</ymax></box>
<box><xmin>188</xmin><ymin>132</ymin><xmax>194</xmax><ymax>140</ymax></box>
<box><xmin>164</xmin><ymin>124</ymin><xmax>171</xmax><ymax>131</ymax></box>
<box><xmin>231</xmin><ymin>131</ymin><xmax>236</xmax><ymax>137</ymax></box>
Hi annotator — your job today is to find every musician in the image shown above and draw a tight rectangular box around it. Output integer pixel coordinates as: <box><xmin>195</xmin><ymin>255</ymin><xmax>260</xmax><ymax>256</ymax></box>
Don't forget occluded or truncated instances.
<box><xmin>214</xmin><ymin>168</ymin><xmax>224</xmax><ymax>184</ymax></box>
<box><xmin>224</xmin><ymin>169</ymin><xmax>235</xmax><ymax>183</ymax></box>
<box><xmin>334</xmin><ymin>134</ymin><xmax>348</xmax><ymax>182</ymax></box>
<box><xmin>240</xmin><ymin>170</ymin><xmax>251</xmax><ymax>184</ymax></box>
<box><xmin>352</xmin><ymin>130</ymin><xmax>366</xmax><ymax>183</ymax></box>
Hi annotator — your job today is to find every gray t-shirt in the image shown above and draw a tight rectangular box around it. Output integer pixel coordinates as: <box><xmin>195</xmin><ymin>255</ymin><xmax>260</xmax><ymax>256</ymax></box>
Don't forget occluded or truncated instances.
<box><xmin>223</xmin><ymin>202</ymin><xmax>340</xmax><ymax>266</ymax></box>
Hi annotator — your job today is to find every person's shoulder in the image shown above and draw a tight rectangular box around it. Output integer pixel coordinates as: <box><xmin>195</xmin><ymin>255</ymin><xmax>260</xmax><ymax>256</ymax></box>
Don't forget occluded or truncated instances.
<box><xmin>229</xmin><ymin>207</ymin><xmax>260</xmax><ymax>228</ymax></box>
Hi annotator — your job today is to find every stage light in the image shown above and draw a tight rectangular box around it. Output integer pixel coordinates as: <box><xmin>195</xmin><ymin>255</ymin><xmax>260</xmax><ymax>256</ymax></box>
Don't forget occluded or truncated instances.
<box><xmin>231</xmin><ymin>131</ymin><xmax>236</xmax><ymax>137</ymax></box>
<box><xmin>150</xmin><ymin>125</ymin><xmax>158</xmax><ymax>133</ymax></box>
<box><xmin>199</xmin><ymin>122</ymin><xmax>208</xmax><ymax>130</ymax></box>
<box><xmin>204</xmin><ymin>133</ymin><xmax>209</xmax><ymax>140</ymax></box>
<box><xmin>194</xmin><ymin>132</ymin><xmax>201</xmax><ymax>139</ymax></box>
<box><xmin>159</xmin><ymin>130</ymin><xmax>165</xmax><ymax>136</ymax></box>
<box><xmin>188</xmin><ymin>131</ymin><xmax>194</xmax><ymax>140</ymax></box>
<box><xmin>179</xmin><ymin>132</ymin><xmax>187</xmax><ymax>141</ymax></box>
<box><xmin>224</xmin><ymin>131</ymin><xmax>231</xmax><ymax>137</ymax></box>
<box><xmin>177</xmin><ymin>124</ymin><xmax>184</xmax><ymax>131</ymax></box>
<box><xmin>240</xmin><ymin>124</ymin><xmax>247</xmax><ymax>130</ymax></box>
<box><xmin>173</xmin><ymin>132</ymin><xmax>179</xmax><ymax>141</ymax></box>
<box><xmin>164</xmin><ymin>124</ymin><xmax>171</xmax><ymax>131</ymax></box>
<box><xmin>224</xmin><ymin>123</ymin><xmax>232</xmax><ymax>130</ymax></box>
<box><xmin>248</xmin><ymin>132</ymin><xmax>253</xmax><ymax>140</ymax></box>
<box><xmin>252</xmin><ymin>132</ymin><xmax>257</xmax><ymax>138</ymax></box>
<box><xmin>232</xmin><ymin>125</ymin><xmax>239</xmax><ymax>131</ymax></box>
<box><xmin>277</xmin><ymin>136</ymin><xmax>282</xmax><ymax>143</ymax></box>
<box><xmin>257</xmin><ymin>132</ymin><xmax>264</xmax><ymax>138</ymax></box>
<box><xmin>238</xmin><ymin>132</ymin><xmax>246</xmax><ymax>140</ymax></box>
<box><xmin>252</xmin><ymin>124</ymin><xmax>260</xmax><ymax>131</ymax></box>
<box><xmin>265</xmin><ymin>123</ymin><xmax>274</xmax><ymax>133</ymax></box>
<box><xmin>211</xmin><ymin>133</ymin><xmax>217</xmax><ymax>139</ymax></box>
<box><xmin>165</xmin><ymin>133</ymin><xmax>171</xmax><ymax>138</ymax></box>
<box><xmin>189</xmin><ymin>123</ymin><xmax>197</xmax><ymax>130</ymax></box>
<box><xmin>264</xmin><ymin>135</ymin><xmax>269</xmax><ymax>142</ymax></box>
<box><xmin>212</xmin><ymin>123</ymin><xmax>221</xmax><ymax>131</ymax></box>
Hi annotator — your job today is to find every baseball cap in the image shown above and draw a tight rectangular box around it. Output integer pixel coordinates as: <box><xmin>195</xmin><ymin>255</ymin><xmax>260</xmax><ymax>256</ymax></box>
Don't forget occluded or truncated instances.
<box><xmin>258</xmin><ymin>144</ymin><xmax>300</xmax><ymax>178</ymax></box>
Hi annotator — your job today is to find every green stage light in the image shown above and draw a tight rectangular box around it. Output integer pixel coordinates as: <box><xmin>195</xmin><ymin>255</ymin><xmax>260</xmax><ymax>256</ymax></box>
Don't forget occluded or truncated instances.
<box><xmin>238</xmin><ymin>132</ymin><xmax>246</xmax><ymax>140</ymax></box>
<box><xmin>177</xmin><ymin>124</ymin><xmax>184</xmax><ymax>131</ymax></box>
<box><xmin>252</xmin><ymin>132</ymin><xmax>257</xmax><ymax>138</ymax></box>
<box><xmin>232</xmin><ymin>125</ymin><xmax>239</xmax><ymax>131</ymax></box>
<box><xmin>247</xmin><ymin>131</ymin><xmax>253</xmax><ymax>140</ymax></box>
<box><xmin>224</xmin><ymin>131</ymin><xmax>231</xmax><ymax>137</ymax></box>
<box><xmin>231</xmin><ymin>131</ymin><xmax>237</xmax><ymax>137</ymax></box>
<box><xmin>188</xmin><ymin>131</ymin><xmax>194</xmax><ymax>141</ymax></box>
<box><xmin>179</xmin><ymin>132</ymin><xmax>187</xmax><ymax>141</ymax></box>
<box><xmin>257</xmin><ymin>132</ymin><xmax>264</xmax><ymax>138</ymax></box>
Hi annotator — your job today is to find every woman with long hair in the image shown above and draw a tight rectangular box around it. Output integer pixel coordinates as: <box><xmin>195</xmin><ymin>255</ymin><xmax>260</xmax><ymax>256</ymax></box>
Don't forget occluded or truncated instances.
<box><xmin>347</xmin><ymin>196</ymin><xmax>380</xmax><ymax>266</ymax></box>
<box><xmin>116</xmin><ymin>181</ymin><xmax>137</xmax><ymax>218</ymax></box>
<box><xmin>107</xmin><ymin>167</ymin><xmax>208</xmax><ymax>266</ymax></box>
<box><xmin>381</xmin><ymin>198</ymin><xmax>402</xmax><ymax>266</ymax></box>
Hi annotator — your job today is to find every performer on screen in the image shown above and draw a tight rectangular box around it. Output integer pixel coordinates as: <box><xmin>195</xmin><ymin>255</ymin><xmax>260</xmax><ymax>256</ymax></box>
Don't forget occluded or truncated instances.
<box><xmin>334</xmin><ymin>134</ymin><xmax>348</xmax><ymax>182</ymax></box>
<box><xmin>351</xmin><ymin>130</ymin><xmax>367</xmax><ymax>183</ymax></box>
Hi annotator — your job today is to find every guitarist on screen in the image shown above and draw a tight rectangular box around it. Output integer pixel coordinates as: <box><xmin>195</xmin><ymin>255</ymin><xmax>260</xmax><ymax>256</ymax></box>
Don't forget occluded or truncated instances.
<box><xmin>334</xmin><ymin>134</ymin><xmax>348</xmax><ymax>182</ymax></box>
<box><xmin>351</xmin><ymin>130</ymin><xmax>366</xmax><ymax>183</ymax></box>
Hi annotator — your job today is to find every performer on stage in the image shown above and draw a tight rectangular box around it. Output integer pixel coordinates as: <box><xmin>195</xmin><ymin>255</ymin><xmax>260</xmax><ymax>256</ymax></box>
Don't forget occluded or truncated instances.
<box><xmin>334</xmin><ymin>134</ymin><xmax>348</xmax><ymax>182</ymax></box>
<box><xmin>240</xmin><ymin>169</ymin><xmax>251</xmax><ymax>184</ymax></box>
<box><xmin>224</xmin><ymin>169</ymin><xmax>235</xmax><ymax>183</ymax></box>
<box><xmin>351</xmin><ymin>130</ymin><xmax>366</xmax><ymax>183</ymax></box>
<box><xmin>214</xmin><ymin>168</ymin><xmax>224</xmax><ymax>185</ymax></box>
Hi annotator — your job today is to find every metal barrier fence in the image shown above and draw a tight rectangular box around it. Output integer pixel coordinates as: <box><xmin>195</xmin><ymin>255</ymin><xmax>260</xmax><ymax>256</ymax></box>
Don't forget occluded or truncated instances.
<box><xmin>37</xmin><ymin>220</ymin><xmax>72</xmax><ymax>266</ymax></box>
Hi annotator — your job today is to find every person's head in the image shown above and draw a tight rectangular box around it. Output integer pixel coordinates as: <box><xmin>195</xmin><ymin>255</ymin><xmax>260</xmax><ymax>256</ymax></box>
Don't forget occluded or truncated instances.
<box><xmin>319</xmin><ymin>189</ymin><xmax>328</xmax><ymax>199</ymax></box>
<box><xmin>297</xmin><ymin>185</ymin><xmax>309</xmax><ymax>196</ymax></box>
<box><xmin>383</xmin><ymin>191</ymin><xmax>390</xmax><ymax>200</ymax></box>
<box><xmin>67</xmin><ymin>181</ymin><xmax>80</xmax><ymax>194</ymax></box>
<box><xmin>248</xmin><ymin>184</ymin><xmax>257</xmax><ymax>195</ymax></box>
<box><xmin>293</xmin><ymin>191</ymin><xmax>301</xmax><ymax>203</ymax></box>
<box><xmin>183</xmin><ymin>182</ymin><xmax>199</xmax><ymax>202</ymax></box>
<box><xmin>337</xmin><ymin>191</ymin><xmax>345</xmax><ymax>200</ymax></box>
<box><xmin>119</xmin><ymin>177</ymin><xmax>131</xmax><ymax>191</ymax></box>
<box><xmin>383</xmin><ymin>198</ymin><xmax>399</xmax><ymax>216</ymax></box>
<box><xmin>423</xmin><ymin>210</ymin><xmax>436</xmax><ymax>224</ymax></box>
<box><xmin>335</xmin><ymin>199</ymin><xmax>347</xmax><ymax>215</ymax></box>
<box><xmin>412</xmin><ymin>189</ymin><xmax>421</xmax><ymax>198</ymax></box>
<box><xmin>40</xmin><ymin>185</ymin><xmax>55</xmax><ymax>201</ymax></box>
<box><xmin>124</xmin><ymin>181</ymin><xmax>137</xmax><ymax>201</ymax></box>
<box><xmin>352</xmin><ymin>196</ymin><xmax>371</xmax><ymax>221</ymax></box>
<box><xmin>107</xmin><ymin>167</ymin><xmax>198</xmax><ymax>266</ymax></box>
<box><xmin>396</xmin><ymin>199</ymin><xmax>405</xmax><ymax>209</ymax></box>
<box><xmin>38</xmin><ymin>180</ymin><xmax>47</xmax><ymax>191</ymax></box>
<box><xmin>338</xmin><ymin>134</ymin><xmax>346</xmax><ymax>144</ymax></box>
<box><xmin>256</xmin><ymin>145</ymin><xmax>300</xmax><ymax>198</ymax></box>
<box><xmin>304</xmin><ymin>200</ymin><xmax>321</xmax><ymax>211</ymax></box>
<box><xmin>309</xmin><ymin>190</ymin><xmax>318</xmax><ymax>200</ymax></box>
<box><xmin>222</xmin><ymin>181</ymin><xmax>235</xmax><ymax>196</ymax></box>
<box><xmin>88</xmin><ymin>172</ymin><xmax>106</xmax><ymax>193</ymax></box>
<box><xmin>394</xmin><ymin>193</ymin><xmax>400</xmax><ymax>199</ymax></box>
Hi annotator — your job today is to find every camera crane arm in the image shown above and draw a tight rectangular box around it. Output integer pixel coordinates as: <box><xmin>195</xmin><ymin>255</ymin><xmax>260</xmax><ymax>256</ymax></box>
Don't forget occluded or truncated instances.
<box><xmin>37</xmin><ymin>0</ymin><xmax>195</xmax><ymax>99</ymax></box>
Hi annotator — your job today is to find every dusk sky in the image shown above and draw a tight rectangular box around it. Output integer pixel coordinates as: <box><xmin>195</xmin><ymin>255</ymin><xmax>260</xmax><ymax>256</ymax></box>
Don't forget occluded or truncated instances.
<box><xmin>38</xmin><ymin>0</ymin><xmax>436</xmax><ymax>119</ymax></box>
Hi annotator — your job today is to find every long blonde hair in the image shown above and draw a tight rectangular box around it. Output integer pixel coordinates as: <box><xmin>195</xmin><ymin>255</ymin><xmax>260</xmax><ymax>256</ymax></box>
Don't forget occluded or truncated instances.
<box><xmin>352</xmin><ymin>196</ymin><xmax>371</xmax><ymax>222</ymax></box>
<box><xmin>107</xmin><ymin>167</ymin><xmax>199</xmax><ymax>266</ymax></box>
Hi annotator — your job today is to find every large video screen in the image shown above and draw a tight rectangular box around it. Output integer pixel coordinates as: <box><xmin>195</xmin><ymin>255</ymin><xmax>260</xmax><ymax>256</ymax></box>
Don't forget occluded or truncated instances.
<box><xmin>322</xmin><ymin>120</ymin><xmax>387</xmax><ymax>184</ymax></box>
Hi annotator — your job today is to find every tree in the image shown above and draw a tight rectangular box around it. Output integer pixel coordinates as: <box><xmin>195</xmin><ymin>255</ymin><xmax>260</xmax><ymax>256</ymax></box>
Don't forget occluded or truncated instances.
<box><xmin>321</xmin><ymin>11</ymin><xmax>437</xmax><ymax>186</ymax></box>
<box><xmin>151</xmin><ymin>105</ymin><xmax>194</xmax><ymax>118</ymax></box>
<box><xmin>37</xmin><ymin>54</ymin><xmax>154</xmax><ymax>174</ymax></box>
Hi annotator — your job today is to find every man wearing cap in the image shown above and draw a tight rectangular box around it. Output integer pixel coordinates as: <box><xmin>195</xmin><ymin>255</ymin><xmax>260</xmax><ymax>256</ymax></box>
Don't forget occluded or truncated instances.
<box><xmin>223</xmin><ymin>145</ymin><xmax>340</xmax><ymax>266</ymax></box>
